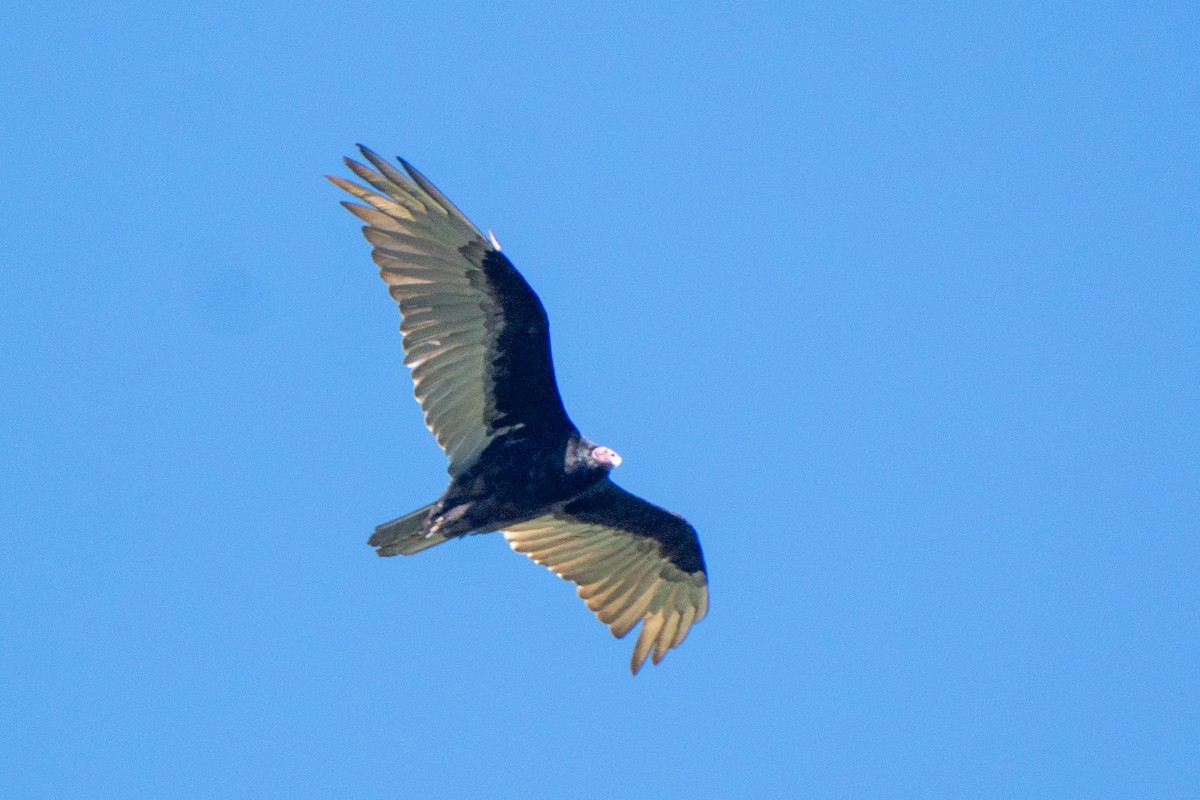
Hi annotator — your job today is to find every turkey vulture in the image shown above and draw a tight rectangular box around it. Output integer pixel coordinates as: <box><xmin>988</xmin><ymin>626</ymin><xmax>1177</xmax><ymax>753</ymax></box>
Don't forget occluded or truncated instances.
<box><xmin>328</xmin><ymin>147</ymin><xmax>708</xmax><ymax>674</ymax></box>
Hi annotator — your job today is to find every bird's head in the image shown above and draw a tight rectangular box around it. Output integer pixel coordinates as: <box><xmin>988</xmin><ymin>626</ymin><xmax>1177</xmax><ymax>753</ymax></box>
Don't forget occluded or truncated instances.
<box><xmin>589</xmin><ymin>445</ymin><xmax>623</xmax><ymax>471</ymax></box>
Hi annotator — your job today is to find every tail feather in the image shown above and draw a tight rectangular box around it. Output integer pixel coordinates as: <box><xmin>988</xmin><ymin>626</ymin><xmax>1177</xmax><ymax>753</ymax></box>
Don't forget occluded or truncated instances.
<box><xmin>369</xmin><ymin>503</ymin><xmax>447</xmax><ymax>556</ymax></box>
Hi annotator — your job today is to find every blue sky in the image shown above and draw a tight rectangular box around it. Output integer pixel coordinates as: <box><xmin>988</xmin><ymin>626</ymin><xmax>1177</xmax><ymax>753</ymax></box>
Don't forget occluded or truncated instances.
<box><xmin>2</xmin><ymin>2</ymin><xmax>1197</xmax><ymax>797</ymax></box>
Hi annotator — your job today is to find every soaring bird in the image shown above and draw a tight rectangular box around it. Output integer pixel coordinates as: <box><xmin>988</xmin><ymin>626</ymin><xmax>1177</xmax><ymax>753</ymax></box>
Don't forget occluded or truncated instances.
<box><xmin>328</xmin><ymin>147</ymin><xmax>708</xmax><ymax>673</ymax></box>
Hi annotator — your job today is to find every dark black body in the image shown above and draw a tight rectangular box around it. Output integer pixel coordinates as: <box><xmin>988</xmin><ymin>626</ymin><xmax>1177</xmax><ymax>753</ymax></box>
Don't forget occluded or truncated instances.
<box><xmin>420</xmin><ymin>246</ymin><xmax>610</xmax><ymax>536</ymax></box>
<box><xmin>428</xmin><ymin>430</ymin><xmax>610</xmax><ymax>537</ymax></box>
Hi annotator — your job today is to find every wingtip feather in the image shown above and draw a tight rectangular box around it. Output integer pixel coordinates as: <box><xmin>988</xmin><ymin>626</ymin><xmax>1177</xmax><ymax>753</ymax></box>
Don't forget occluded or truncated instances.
<box><xmin>630</xmin><ymin>613</ymin><xmax>665</xmax><ymax>675</ymax></box>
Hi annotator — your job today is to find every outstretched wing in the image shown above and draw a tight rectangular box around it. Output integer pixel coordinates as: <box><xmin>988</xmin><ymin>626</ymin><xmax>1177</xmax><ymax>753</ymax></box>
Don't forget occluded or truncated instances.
<box><xmin>328</xmin><ymin>147</ymin><xmax>576</xmax><ymax>475</ymax></box>
<box><xmin>503</xmin><ymin>479</ymin><xmax>708</xmax><ymax>674</ymax></box>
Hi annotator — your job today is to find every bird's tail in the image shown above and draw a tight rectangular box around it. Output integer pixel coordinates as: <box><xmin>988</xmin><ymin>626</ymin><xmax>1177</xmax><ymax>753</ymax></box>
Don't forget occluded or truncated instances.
<box><xmin>368</xmin><ymin>503</ymin><xmax>448</xmax><ymax>557</ymax></box>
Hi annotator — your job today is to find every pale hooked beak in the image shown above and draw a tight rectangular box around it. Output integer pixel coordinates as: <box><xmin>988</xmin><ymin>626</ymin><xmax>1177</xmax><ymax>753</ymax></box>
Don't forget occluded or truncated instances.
<box><xmin>591</xmin><ymin>446</ymin><xmax>622</xmax><ymax>468</ymax></box>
